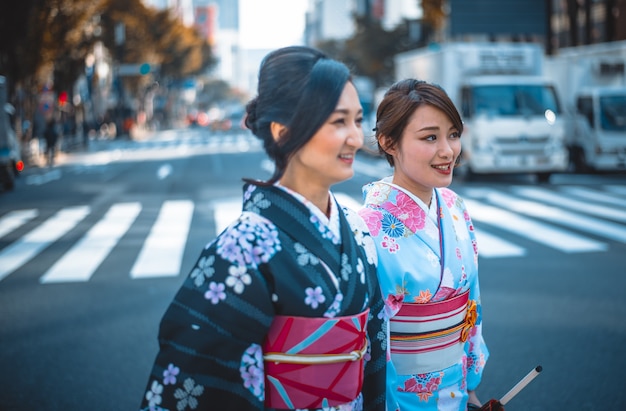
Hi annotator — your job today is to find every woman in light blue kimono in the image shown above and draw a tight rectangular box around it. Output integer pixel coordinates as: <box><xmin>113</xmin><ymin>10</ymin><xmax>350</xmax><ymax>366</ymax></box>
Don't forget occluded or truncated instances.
<box><xmin>359</xmin><ymin>79</ymin><xmax>490</xmax><ymax>411</ymax></box>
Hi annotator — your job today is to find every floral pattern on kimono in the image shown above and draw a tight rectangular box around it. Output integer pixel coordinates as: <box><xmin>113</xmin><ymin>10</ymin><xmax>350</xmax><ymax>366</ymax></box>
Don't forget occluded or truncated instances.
<box><xmin>139</xmin><ymin>183</ymin><xmax>387</xmax><ymax>411</ymax></box>
<box><xmin>359</xmin><ymin>178</ymin><xmax>489</xmax><ymax>411</ymax></box>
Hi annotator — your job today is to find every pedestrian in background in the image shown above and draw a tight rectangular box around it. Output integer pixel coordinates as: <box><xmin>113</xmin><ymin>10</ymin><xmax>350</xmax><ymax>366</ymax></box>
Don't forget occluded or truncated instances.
<box><xmin>43</xmin><ymin>117</ymin><xmax>59</xmax><ymax>166</ymax></box>
<box><xmin>359</xmin><ymin>79</ymin><xmax>490</xmax><ymax>411</ymax></box>
<box><xmin>139</xmin><ymin>46</ymin><xmax>387</xmax><ymax>411</ymax></box>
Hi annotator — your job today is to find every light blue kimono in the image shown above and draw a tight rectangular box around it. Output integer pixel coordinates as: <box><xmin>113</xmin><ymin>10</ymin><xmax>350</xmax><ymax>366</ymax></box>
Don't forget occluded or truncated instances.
<box><xmin>359</xmin><ymin>178</ymin><xmax>489</xmax><ymax>411</ymax></box>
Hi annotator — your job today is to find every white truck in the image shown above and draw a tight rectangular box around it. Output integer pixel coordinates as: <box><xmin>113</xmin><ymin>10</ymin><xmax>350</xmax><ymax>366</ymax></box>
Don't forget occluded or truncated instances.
<box><xmin>545</xmin><ymin>41</ymin><xmax>626</xmax><ymax>172</ymax></box>
<box><xmin>394</xmin><ymin>42</ymin><xmax>568</xmax><ymax>182</ymax></box>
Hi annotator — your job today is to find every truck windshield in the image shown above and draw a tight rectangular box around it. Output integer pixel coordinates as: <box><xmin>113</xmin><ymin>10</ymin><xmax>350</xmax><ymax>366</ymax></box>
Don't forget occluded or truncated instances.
<box><xmin>470</xmin><ymin>85</ymin><xmax>560</xmax><ymax>117</ymax></box>
<box><xmin>599</xmin><ymin>95</ymin><xmax>626</xmax><ymax>131</ymax></box>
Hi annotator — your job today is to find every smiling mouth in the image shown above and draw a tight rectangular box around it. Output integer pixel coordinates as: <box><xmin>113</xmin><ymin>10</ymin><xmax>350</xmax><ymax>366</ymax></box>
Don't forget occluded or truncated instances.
<box><xmin>432</xmin><ymin>163</ymin><xmax>451</xmax><ymax>170</ymax></box>
<box><xmin>339</xmin><ymin>154</ymin><xmax>354</xmax><ymax>160</ymax></box>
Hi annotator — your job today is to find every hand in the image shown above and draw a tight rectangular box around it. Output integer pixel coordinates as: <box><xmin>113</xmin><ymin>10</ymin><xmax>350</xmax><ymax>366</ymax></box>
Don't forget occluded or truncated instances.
<box><xmin>467</xmin><ymin>390</ymin><xmax>481</xmax><ymax>409</ymax></box>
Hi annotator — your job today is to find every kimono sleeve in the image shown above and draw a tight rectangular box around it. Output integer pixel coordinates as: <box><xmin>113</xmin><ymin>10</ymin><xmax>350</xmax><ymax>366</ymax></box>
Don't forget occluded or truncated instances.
<box><xmin>460</xmin><ymin>199</ymin><xmax>490</xmax><ymax>391</ymax></box>
<box><xmin>138</xmin><ymin>213</ymin><xmax>278</xmax><ymax>410</ymax></box>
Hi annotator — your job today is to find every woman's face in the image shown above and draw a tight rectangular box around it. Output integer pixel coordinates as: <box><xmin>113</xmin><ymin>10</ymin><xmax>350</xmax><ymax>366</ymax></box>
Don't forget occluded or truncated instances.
<box><xmin>385</xmin><ymin>104</ymin><xmax>461</xmax><ymax>204</ymax></box>
<box><xmin>282</xmin><ymin>82</ymin><xmax>364</xmax><ymax>193</ymax></box>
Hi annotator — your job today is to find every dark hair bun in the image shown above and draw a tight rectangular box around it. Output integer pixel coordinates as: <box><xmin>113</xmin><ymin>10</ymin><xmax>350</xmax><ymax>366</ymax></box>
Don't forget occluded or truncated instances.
<box><xmin>244</xmin><ymin>98</ymin><xmax>258</xmax><ymax>134</ymax></box>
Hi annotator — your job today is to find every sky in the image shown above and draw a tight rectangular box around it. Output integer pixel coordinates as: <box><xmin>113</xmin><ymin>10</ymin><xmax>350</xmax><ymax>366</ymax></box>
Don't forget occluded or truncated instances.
<box><xmin>239</xmin><ymin>0</ymin><xmax>309</xmax><ymax>49</ymax></box>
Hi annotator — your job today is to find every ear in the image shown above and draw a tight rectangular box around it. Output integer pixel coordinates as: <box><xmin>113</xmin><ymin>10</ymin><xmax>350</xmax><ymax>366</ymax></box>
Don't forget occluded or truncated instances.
<box><xmin>270</xmin><ymin>121</ymin><xmax>287</xmax><ymax>142</ymax></box>
<box><xmin>378</xmin><ymin>134</ymin><xmax>396</xmax><ymax>156</ymax></box>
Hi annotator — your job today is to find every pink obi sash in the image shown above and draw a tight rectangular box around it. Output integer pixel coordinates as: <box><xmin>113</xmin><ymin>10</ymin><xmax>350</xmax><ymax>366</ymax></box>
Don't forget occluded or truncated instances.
<box><xmin>262</xmin><ymin>309</ymin><xmax>369</xmax><ymax>409</ymax></box>
<box><xmin>389</xmin><ymin>290</ymin><xmax>477</xmax><ymax>375</ymax></box>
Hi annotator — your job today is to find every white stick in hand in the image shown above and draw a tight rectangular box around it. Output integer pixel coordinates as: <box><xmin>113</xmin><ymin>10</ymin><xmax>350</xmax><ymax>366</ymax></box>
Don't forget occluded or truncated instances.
<box><xmin>499</xmin><ymin>365</ymin><xmax>542</xmax><ymax>405</ymax></box>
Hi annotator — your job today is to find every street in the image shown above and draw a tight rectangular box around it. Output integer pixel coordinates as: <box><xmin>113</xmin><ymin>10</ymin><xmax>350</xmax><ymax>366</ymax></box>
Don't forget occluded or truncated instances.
<box><xmin>0</xmin><ymin>128</ymin><xmax>625</xmax><ymax>411</ymax></box>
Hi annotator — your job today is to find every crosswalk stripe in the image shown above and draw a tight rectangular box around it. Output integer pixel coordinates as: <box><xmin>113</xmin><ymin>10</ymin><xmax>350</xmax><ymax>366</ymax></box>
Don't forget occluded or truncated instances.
<box><xmin>40</xmin><ymin>203</ymin><xmax>142</xmax><ymax>283</ymax></box>
<box><xmin>474</xmin><ymin>229</ymin><xmax>527</xmax><ymax>258</ymax></box>
<box><xmin>0</xmin><ymin>206</ymin><xmax>90</xmax><ymax>282</ymax></box>
<box><xmin>512</xmin><ymin>186</ymin><xmax>626</xmax><ymax>223</ymax></box>
<box><xmin>130</xmin><ymin>200</ymin><xmax>194</xmax><ymax>278</ymax></box>
<box><xmin>0</xmin><ymin>209</ymin><xmax>38</xmax><ymax>238</ymax></box>
<box><xmin>605</xmin><ymin>185</ymin><xmax>626</xmax><ymax>196</ymax></box>
<box><xmin>213</xmin><ymin>199</ymin><xmax>241</xmax><ymax>235</ymax></box>
<box><xmin>464</xmin><ymin>199</ymin><xmax>607</xmax><ymax>253</ymax></box>
<box><xmin>1</xmin><ymin>184</ymin><xmax>624</xmax><ymax>285</ymax></box>
<box><xmin>466</xmin><ymin>189</ymin><xmax>626</xmax><ymax>244</ymax></box>
<box><xmin>558</xmin><ymin>186</ymin><xmax>626</xmax><ymax>208</ymax></box>
<box><xmin>211</xmin><ymin>194</ymin><xmax>366</xmax><ymax>236</ymax></box>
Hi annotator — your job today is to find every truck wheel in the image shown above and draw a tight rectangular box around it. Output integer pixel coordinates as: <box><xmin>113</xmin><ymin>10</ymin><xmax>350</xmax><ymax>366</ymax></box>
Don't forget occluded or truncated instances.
<box><xmin>570</xmin><ymin>147</ymin><xmax>590</xmax><ymax>173</ymax></box>
<box><xmin>536</xmin><ymin>172</ymin><xmax>551</xmax><ymax>183</ymax></box>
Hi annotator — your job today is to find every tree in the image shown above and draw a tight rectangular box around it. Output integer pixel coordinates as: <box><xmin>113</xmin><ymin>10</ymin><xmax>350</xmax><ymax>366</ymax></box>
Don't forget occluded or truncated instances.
<box><xmin>421</xmin><ymin>0</ymin><xmax>446</xmax><ymax>41</ymax></box>
<box><xmin>316</xmin><ymin>16</ymin><xmax>412</xmax><ymax>89</ymax></box>
<box><xmin>99</xmin><ymin>0</ymin><xmax>217</xmax><ymax>95</ymax></box>
<box><xmin>0</xmin><ymin>0</ymin><xmax>217</xmax><ymax>145</ymax></box>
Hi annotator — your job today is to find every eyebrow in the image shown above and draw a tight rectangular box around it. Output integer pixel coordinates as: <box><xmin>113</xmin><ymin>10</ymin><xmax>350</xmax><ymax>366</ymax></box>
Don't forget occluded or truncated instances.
<box><xmin>334</xmin><ymin>107</ymin><xmax>363</xmax><ymax>115</ymax></box>
<box><xmin>418</xmin><ymin>125</ymin><xmax>457</xmax><ymax>132</ymax></box>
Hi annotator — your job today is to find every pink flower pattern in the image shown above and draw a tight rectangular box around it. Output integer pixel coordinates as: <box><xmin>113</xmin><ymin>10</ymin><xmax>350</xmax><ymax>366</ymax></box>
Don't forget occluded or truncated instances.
<box><xmin>398</xmin><ymin>372</ymin><xmax>444</xmax><ymax>402</ymax></box>
<box><xmin>383</xmin><ymin>191</ymin><xmax>426</xmax><ymax>233</ymax></box>
<box><xmin>358</xmin><ymin>208</ymin><xmax>383</xmax><ymax>237</ymax></box>
<box><xmin>381</xmin><ymin>235</ymin><xmax>399</xmax><ymax>253</ymax></box>
<box><xmin>441</xmin><ymin>188</ymin><xmax>456</xmax><ymax>208</ymax></box>
<box><xmin>386</xmin><ymin>293</ymin><xmax>405</xmax><ymax>311</ymax></box>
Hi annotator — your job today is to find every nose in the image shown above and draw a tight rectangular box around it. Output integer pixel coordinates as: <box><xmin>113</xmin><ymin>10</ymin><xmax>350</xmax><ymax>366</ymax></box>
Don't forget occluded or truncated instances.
<box><xmin>438</xmin><ymin>138</ymin><xmax>454</xmax><ymax>160</ymax></box>
<box><xmin>347</xmin><ymin>122</ymin><xmax>364</xmax><ymax>149</ymax></box>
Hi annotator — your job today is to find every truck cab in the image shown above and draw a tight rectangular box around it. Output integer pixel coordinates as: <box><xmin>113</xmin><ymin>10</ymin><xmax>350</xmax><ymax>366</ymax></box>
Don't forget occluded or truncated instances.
<box><xmin>568</xmin><ymin>86</ymin><xmax>626</xmax><ymax>172</ymax></box>
<box><xmin>458</xmin><ymin>76</ymin><xmax>568</xmax><ymax>181</ymax></box>
<box><xmin>395</xmin><ymin>42</ymin><xmax>569</xmax><ymax>182</ymax></box>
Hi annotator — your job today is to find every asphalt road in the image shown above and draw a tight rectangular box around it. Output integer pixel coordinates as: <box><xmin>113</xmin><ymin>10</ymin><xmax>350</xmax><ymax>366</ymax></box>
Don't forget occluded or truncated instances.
<box><xmin>0</xmin><ymin>128</ymin><xmax>624</xmax><ymax>410</ymax></box>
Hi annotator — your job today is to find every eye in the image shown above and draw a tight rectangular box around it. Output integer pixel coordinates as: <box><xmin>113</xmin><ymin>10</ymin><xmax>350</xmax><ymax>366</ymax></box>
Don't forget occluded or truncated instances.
<box><xmin>424</xmin><ymin>134</ymin><xmax>437</xmax><ymax>141</ymax></box>
<box><xmin>450</xmin><ymin>131</ymin><xmax>461</xmax><ymax>139</ymax></box>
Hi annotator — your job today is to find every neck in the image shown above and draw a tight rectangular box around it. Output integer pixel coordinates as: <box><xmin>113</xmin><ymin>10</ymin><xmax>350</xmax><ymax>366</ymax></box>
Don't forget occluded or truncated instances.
<box><xmin>278</xmin><ymin>178</ymin><xmax>331</xmax><ymax>218</ymax></box>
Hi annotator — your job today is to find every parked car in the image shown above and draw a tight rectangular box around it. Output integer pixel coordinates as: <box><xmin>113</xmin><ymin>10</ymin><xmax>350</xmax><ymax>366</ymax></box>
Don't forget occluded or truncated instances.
<box><xmin>0</xmin><ymin>76</ymin><xmax>24</xmax><ymax>191</ymax></box>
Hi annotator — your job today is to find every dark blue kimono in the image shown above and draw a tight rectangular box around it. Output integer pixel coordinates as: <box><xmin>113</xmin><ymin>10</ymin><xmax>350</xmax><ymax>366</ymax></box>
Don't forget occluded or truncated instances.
<box><xmin>139</xmin><ymin>183</ymin><xmax>386</xmax><ymax>411</ymax></box>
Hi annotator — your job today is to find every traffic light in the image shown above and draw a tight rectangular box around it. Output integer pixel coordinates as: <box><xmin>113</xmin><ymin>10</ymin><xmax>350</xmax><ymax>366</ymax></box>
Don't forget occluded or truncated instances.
<box><xmin>58</xmin><ymin>91</ymin><xmax>68</xmax><ymax>107</ymax></box>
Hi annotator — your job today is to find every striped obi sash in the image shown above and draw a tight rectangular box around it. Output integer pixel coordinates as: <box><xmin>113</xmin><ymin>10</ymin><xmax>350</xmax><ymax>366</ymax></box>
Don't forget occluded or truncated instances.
<box><xmin>262</xmin><ymin>309</ymin><xmax>369</xmax><ymax>409</ymax></box>
<box><xmin>390</xmin><ymin>290</ymin><xmax>477</xmax><ymax>375</ymax></box>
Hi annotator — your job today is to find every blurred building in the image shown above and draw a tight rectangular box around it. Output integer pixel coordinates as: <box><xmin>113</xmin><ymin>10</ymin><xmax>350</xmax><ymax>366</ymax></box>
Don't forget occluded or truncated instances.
<box><xmin>140</xmin><ymin>0</ymin><xmax>626</xmax><ymax>98</ymax></box>
<box><xmin>549</xmin><ymin>0</ymin><xmax>626</xmax><ymax>52</ymax></box>
<box><xmin>343</xmin><ymin>0</ymin><xmax>626</xmax><ymax>55</ymax></box>
<box><xmin>305</xmin><ymin>0</ymin><xmax>354</xmax><ymax>44</ymax></box>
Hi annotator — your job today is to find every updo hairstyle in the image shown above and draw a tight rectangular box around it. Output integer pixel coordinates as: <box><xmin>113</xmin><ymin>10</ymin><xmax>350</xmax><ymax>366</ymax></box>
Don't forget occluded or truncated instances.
<box><xmin>244</xmin><ymin>46</ymin><xmax>351</xmax><ymax>184</ymax></box>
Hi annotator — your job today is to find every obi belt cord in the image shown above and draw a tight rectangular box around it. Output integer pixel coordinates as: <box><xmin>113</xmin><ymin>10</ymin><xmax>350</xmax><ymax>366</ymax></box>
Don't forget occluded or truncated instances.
<box><xmin>263</xmin><ymin>309</ymin><xmax>369</xmax><ymax>409</ymax></box>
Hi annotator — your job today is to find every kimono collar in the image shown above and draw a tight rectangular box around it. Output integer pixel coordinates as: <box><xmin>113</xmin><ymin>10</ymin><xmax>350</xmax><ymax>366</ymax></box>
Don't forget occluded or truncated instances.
<box><xmin>274</xmin><ymin>183</ymin><xmax>342</xmax><ymax>244</ymax></box>
<box><xmin>380</xmin><ymin>176</ymin><xmax>437</xmax><ymax>222</ymax></box>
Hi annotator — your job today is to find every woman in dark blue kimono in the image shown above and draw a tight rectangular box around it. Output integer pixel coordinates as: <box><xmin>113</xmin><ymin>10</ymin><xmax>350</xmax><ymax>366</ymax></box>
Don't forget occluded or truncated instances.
<box><xmin>138</xmin><ymin>46</ymin><xmax>387</xmax><ymax>411</ymax></box>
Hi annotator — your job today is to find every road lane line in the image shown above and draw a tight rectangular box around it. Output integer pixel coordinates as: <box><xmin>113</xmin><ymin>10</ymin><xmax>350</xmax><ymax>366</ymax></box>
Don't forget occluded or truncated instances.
<box><xmin>212</xmin><ymin>198</ymin><xmax>241</xmax><ymax>235</ymax></box>
<box><xmin>41</xmin><ymin>203</ymin><xmax>142</xmax><ymax>283</ymax></box>
<box><xmin>475</xmin><ymin>189</ymin><xmax>626</xmax><ymax>244</ymax></box>
<box><xmin>604</xmin><ymin>185</ymin><xmax>626</xmax><ymax>197</ymax></box>
<box><xmin>474</xmin><ymin>229</ymin><xmax>527</xmax><ymax>258</ymax></box>
<box><xmin>512</xmin><ymin>186</ymin><xmax>626</xmax><ymax>223</ymax></box>
<box><xmin>0</xmin><ymin>209</ymin><xmax>38</xmax><ymax>238</ymax></box>
<box><xmin>130</xmin><ymin>200</ymin><xmax>194</xmax><ymax>278</ymax></box>
<box><xmin>0</xmin><ymin>206</ymin><xmax>90</xmax><ymax>282</ymax></box>
<box><xmin>463</xmin><ymin>199</ymin><xmax>607</xmax><ymax>253</ymax></box>
<box><xmin>558</xmin><ymin>186</ymin><xmax>626</xmax><ymax>208</ymax></box>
